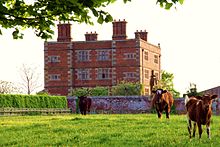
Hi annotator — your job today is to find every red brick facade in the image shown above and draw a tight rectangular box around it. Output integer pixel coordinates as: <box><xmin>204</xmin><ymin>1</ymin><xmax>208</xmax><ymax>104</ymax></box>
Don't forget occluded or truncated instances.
<box><xmin>44</xmin><ymin>20</ymin><xmax>161</xmax><ymax>96</ymax></box>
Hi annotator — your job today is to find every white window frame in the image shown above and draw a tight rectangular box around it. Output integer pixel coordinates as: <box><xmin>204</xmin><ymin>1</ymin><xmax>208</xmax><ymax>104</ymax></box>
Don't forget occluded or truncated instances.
<box><xmin>144</xmin><ymin>69</ymin><xmax>149</xmax><ymax>79</ymax></box>
<box><xmin>49</xmin><ymin>74</ymin><xmax>61</xmax><ymax>81</ymax></box>
<box><xmin>154</xmin><ymin>54</ymin><xmax>159</xmax><ymax>64</ymax></box>
<box><xmin>124</xmin><ymin>53</ymin><xmax>135</xmax><ymax>59</ymax></box>
<box><xmin>97</xmin><ymin>68</ymin><xmax>110</xmax><ymax>79</ymax></box>
<box><xmin>78</xmin><ymin>69</ymin><xmax>89</xmax><ymax>80</ymax></box>
<box><xmin>97</xmin><ymin>50</ymin><xmax>109</xmax><ymax>61</ymax></box>
<box><xmin>144</xmin><ymin>51</ymin><xmax>148</xmax><ymax>61</ymax></box>
<box><xmin>126</xmin><ymin>72</ymin><xmax>135</xmax><ymax>78</ymax></box>
<box><xmin>78</xmin><ymin>51</ymin><xmax>89</xmax><ymax>61</ymax></box>
<box><xmin>49</xmin><ymin>56</ymin><xmax>60</xmax><ymax>63</ymax></box>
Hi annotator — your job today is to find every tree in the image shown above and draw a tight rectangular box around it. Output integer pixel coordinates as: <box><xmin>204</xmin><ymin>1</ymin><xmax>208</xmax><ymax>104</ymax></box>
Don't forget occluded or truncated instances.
<box><xmin>19</xmin><ymin>64</ymin><xmax>42</xmax><ymax>95</ymax></box>
<box><xmin>0</xmin><ymin>80</ymin><xmax>21</xmax><ymax>94</ymax></box>
<box><xmin>156</xmin><ymin>70</ymin><xmax>180</xmax><ymax>98</ymax></box>
<box><xmin>0</xmin><ymin>0</ymin><xmax>184</xmax><ymax>39</ymax></box>
<box><xmin>184</xmin><ymin>83</ymin><xmax>202</xmax><ymax>97</ymax></box>
<box><xmin>70</xmin><ymin>87</ymin><xmax>109</xmax><ymax>97</ymax></box>
<box><xmin>111</xmin><ymin>81</ymin><xmax>144</xmax><ymax>96</ymax></box>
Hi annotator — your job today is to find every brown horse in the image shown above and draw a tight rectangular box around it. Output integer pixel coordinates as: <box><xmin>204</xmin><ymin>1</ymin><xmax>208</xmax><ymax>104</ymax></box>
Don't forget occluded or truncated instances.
<box><xmin>151</xmin><ymin>89</ymin><xmax>174</xmax><ymax>119</ymax></box>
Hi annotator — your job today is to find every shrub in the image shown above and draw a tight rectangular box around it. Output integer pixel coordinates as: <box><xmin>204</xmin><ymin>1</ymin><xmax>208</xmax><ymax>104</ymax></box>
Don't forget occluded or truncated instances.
<box><xmin>111</xmin><ymin>81</ymin><xmax>144</xmax><ymax>96</ymax></box>
<box><xmin>0</xmin><ymin>94</ymin><xmax>67</xmax><ymax>108</ymax></box>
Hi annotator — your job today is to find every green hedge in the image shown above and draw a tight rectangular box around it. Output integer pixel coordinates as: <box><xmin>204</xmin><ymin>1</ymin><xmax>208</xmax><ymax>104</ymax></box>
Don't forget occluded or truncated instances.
<box><xmin>0</xmin><ymin>94</ymin><xmax>67</xmax><ymax>108</ymax></box>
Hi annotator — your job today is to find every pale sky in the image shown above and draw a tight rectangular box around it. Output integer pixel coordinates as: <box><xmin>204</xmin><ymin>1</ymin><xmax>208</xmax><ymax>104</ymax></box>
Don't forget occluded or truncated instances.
<box><xmin>0</xmin><ymin>0</ymin><xmax>220</xmax><ymax>95</ymax></box>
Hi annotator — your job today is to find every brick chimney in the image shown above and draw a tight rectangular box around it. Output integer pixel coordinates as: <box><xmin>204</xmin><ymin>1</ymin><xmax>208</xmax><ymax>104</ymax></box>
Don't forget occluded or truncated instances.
<box><xmin>135</xmin><ymin>30</ymin><xmax>148</xmax><ymax>42</ymax></box>
<box><xmin>85</xmin><ymin>32</ymin><xmax>98</xmax><ymax>41</ymax></box>
<box><xmin>112</xmin><ymin>19</ymin><xmax>127</xmax><ymax>40</ymax></box>
<box><xmin>57</xmin><ymin>23</ymin><xmax>72</xmax><ymax>42</ymax></box>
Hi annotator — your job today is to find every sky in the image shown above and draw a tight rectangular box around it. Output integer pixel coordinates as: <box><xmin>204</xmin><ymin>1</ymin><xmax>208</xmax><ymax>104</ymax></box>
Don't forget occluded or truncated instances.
<box><xmin>0</xmin><ymin>0</ymin><xmax>220</xmax><ymax>95</ymax></box>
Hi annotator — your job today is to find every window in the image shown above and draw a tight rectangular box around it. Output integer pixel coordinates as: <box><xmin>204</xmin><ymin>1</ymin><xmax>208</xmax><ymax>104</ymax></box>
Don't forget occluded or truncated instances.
<box><xmin>145</xmin><ymin>88</ymin><xmax>150</xmax><ymax>95</ymax></box>
<box><xmin>49</xmin><ymin>56</ymin><xmax>60</xmax><ymax>63</ymax></box>
<box><xmin>126</xmin><ymin>72</ymin><xmax>135</xmax><ymax>78</ymax></box>
<box><xmin>154</xmin><ymin>55</ymin><xmax>159</xmax><ymax>64</ymax></box>
<box><xmin>144</xmin><ymin>51</ymin><xmax>148</xmax><ymax>61</ymax></box>
<box><xmin>98</xmin><ymin>68</ymin><xmax>110</xmax><ymax>79</ymax></box>
<box><xmin>78</xmin><ymin>69</ymin><xmax>89</xmax><ymax>80</ymax></box>
<box><xmin>49</xmin><ymin>74</ymin><xmax>60</xmax><ymax>81</ymax></box>
<box><xmin>125</xmin><ymin>53</ymin><xmax>135</xmax><ymax>59</ymax></box>
<box><xmin>144</xmin><ymin>69</ymin><xmax>149</xmax><ymax>79</ymax></box>
<box><xmin>78</xmin><ymin>51</ymin><xmax>89</xmax><ymax>61</ymax></box>
<box><xmin>97</xmin><ymin>51</ymin><xmax>109</xmax><ymax>61</ymax></box>
<box><xmin>155</xmin><ymin>72</ymin><xmax>159</xmax><ymax>81</ymax></box>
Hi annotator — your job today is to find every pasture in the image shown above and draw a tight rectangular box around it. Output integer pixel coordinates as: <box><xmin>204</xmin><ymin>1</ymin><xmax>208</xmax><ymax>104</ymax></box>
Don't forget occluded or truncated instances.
<box><xmin>1</xmin><ymin>114</ymin><xmax>220</xmax><ymax>146</ymax></box>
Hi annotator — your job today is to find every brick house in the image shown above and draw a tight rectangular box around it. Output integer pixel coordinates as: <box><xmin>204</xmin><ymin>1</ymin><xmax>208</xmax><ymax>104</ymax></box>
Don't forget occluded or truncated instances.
<box><xmin>44</xmin><ymin>19</ymin><xmax>161</xmax><ymax>96</ymax></box>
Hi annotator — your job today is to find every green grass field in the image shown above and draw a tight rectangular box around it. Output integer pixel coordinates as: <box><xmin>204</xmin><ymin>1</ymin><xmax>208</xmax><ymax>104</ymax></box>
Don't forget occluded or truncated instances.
<box><xmin>1</xmin><ymin>114</ymin><xmax>220</xmax><ymax>146</ymax></box>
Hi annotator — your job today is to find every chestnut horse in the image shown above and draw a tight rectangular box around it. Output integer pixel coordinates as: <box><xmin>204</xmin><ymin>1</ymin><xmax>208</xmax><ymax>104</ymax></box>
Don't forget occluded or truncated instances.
<box><xmin>151</xmin><ymin>89</ymin><xmax>174</xmax><ymax>119</ymax></box>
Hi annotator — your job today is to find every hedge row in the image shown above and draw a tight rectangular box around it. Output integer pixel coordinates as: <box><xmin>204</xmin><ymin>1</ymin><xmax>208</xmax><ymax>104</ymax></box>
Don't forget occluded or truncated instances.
<box><xmin>0</xmin><ymin>94</ymin><xmax>67</xmax><ymax>108</ymax></box>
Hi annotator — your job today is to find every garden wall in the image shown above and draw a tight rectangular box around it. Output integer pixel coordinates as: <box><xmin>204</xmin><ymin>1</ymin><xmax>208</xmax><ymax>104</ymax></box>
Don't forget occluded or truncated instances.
<box><xmin>67</xmin><ymin>96</ymin><xmax>195</xmax><ymax>114</ymax></box>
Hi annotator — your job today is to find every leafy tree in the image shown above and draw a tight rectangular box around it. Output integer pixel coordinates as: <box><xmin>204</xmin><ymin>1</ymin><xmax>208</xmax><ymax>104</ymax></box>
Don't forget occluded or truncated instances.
<box><xmin>90</xmin><ymin>86</ymin><xmax>109</xmax><ymax>96</ymax></box>
<box><xmin>70</xmin><ymin>87</ymin><xmax>109</xmax><ymax>97</ymax></box>
<box><xmin>70</xmin><ymin>88</ymin><xmax>90</xmax><ymax>97</ymax></box>
<box><xmin>36</xmin><ymin>89</ymin><xmax>49</xmax><ymax>95</ymax></box>
<box><xmin>111</xmin><ymin>81</ymin><xmax>144</xmax><ymax>96</ymax></box>
<box><xmin>0</xmin><ymin>0</ymin><xmax>184</xmax><ymax>39</ymax></box>
<box><xmin>184</xmin><ymin>83</ymin><xmax>202</xmax><ymax>97</ymax></box>
<box><xmin>156</xmin><ymin>70</ymin><xmax>180</xmax><ymax>98</ymax></box>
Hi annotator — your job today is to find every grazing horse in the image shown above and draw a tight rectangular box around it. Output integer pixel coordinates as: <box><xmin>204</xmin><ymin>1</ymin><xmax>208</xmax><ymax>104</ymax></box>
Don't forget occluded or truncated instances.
<box><xmin>151</xmin><ymin>89</ymin><xmax>174</xmax><ymax>119</ymax></box>
<box><xmin>78</xmin><ymin>96</ymin><xmax>92</xmax><ymax>115</ymax></box>
<box><xmin>185</xmin><ymin>94</ymin><xmax>218</xmax><ymax>139</ymax></box>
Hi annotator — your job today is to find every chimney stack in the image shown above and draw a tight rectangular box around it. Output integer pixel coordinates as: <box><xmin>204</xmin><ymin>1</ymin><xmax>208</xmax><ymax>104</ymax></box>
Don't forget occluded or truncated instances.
<box><xmin>85</xmin><ymin>31</ymin><xmax>98</xmax><ymax>41</ymax></box>
<box><xmin>112</xmin><ymin>19</ymin><xmax>127</xmax><ymax>40</ymax></box>
<box><xmin>135</xmin><ymin>30</ymin><xmax>148</xmax><ymax>42</ymax></box>
<box><xmin>57</xmin><ymin>23</ymin><xmax>72</xmax><ymax>42</ymax></box>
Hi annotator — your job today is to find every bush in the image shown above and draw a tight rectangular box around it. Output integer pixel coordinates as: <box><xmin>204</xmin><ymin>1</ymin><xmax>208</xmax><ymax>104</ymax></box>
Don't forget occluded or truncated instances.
<box><xmin>0</xmin><ymin>94</ymin><xmax>67</xmax><ymax>108</ymax></box>
<box><xmin>70</xmin><ymin>87</ymin><xmax>109</xmax><ymax>97</ymax></box>
<box><xmin>111</xmin><ymin>81</ymin><xmax>144</xmax><ymax>96</ymax></box>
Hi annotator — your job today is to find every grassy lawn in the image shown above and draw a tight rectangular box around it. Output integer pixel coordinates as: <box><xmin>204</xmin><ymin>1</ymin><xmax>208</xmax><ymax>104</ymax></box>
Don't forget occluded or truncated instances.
<box><xmin>1</xmin><ymin>114</ymin><xmax>220</xmax><ymax>146</ymax></box>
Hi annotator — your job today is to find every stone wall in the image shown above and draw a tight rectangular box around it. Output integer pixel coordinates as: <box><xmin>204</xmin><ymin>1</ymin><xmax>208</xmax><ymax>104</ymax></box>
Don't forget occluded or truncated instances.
<box><xmin>67</xmin><ymin>96</ymin><xmax>190</xmax><ymax>114</ymax></box>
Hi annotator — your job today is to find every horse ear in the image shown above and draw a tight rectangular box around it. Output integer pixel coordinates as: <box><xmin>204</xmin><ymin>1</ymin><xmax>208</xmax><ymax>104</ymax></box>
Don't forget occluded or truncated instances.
<box><xmin>211</xmin><ymin>95</ymin><xmax>218</xmax><ymax>99</ymax></box>
<box><xmin>162</xmin><ymin>90</ymin><xmax>167</xmax><ymax>93</ymax></box>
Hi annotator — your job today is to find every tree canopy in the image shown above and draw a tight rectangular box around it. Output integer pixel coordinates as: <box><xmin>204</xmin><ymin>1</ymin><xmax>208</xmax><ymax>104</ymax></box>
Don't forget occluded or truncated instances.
<box><xmin>156</xmin><ymin>70</ymin><xmax>180</xmax><ymax>98</ymax></box>
<box><xmin>0</xmin><ymin>0</ymin><xmax>184</xmax><ymax>39</ymax></box>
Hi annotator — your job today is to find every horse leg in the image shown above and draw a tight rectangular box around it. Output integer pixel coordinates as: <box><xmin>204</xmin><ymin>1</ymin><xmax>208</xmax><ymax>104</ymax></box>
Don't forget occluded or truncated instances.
<box><xmin>187</xmin><ymin>119</ymin><xmax>192</xmax><ymax>138</ymax></box>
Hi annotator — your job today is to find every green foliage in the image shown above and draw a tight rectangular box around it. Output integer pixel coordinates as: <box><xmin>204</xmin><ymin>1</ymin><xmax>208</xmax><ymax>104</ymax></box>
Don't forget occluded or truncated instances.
<box><xmin>184</xmin><ymin>83</ymin><xmax>202</xmax><ymax>97</ymax></box>
<box><xmin>111</xmin><ymin>81</ymin><xmax>144</xmax><ymax>96</ymax></box>
<box><xmin>156</xmin><ymin>70</ymin><xmax>180</xmax><ymax>98</ymax></box>
<box><xmin>0</xmin><ymin>0</ymin><xmax>183</xmax><ymax>39</ymax></box>
<box><xmin>36</xmin><ymin>90</ymin><xmax>49</xmax><ymax>96</ymax></box>
<box><xmin>70</xmin><ymin>88</ymin><xmax>90</xmax><ymax>97</ymax></box>
<box><xmin>71</xmin><ymin>86</ymin><xmax>109</xmax><ymax>97</ymax></box>
<box><xmin>90</xmin><ymin>86</ymin><xmax>109</xmax><ymax>96</ymax></box>
<box><xmin>0</xmin><ymin>94</ymin><xmax>67</xmax><ymax>108</ymax></box>
<box><xmin>1</xmin><ymin>114</ymin><xmax>220</xmax><ymax>146</ymax></box>
<box><xmin>157</xmin><ymin>0</ymin><xmax>184</xmax><ymax>10</ymax></box>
